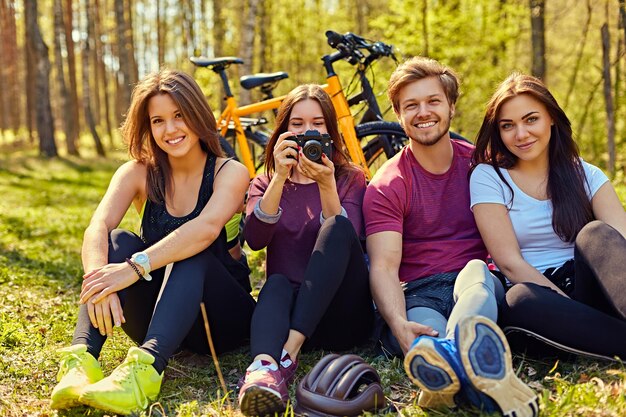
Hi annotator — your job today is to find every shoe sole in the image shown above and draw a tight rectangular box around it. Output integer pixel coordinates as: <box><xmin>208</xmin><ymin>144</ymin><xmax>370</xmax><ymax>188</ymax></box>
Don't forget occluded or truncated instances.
<box><xmin>403</xmin><ymin>337</ymin><xmax>461</xmax><ymax>409</ymax></box>
<box><xmin>239</xmin><ymin>385</ymin><xmax>286</xmax><ymax>417</ymax></box>
<box><xmin>51</xmin><ymin>382</ymin><xmax>95</xmax><ymax>410</ymax></box>
<box><xmin>79</xmin><ymin>397</ymin><xmax>137</xmax><ymax>415</ymax></box>
<box><xmin>456</xmin><ymin>316</ymin><xmax>540</xmax><ymax>417</ymax></box>
<box><xmin>50</xmin><ymin>394</ymin><xmax>81</xmax><ymax>410</ymax></box>
<box><xmin>79</xmin><ymin>392</ymin><xmax>142</xmax><ymax>415</ymax></box>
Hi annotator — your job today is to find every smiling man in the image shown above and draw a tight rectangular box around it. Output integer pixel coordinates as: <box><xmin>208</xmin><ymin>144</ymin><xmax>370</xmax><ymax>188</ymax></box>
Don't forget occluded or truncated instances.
<box><xmin>363</xmin><ymin>57</ymin><xmax>538</xmax><ymax>416</ymax></box>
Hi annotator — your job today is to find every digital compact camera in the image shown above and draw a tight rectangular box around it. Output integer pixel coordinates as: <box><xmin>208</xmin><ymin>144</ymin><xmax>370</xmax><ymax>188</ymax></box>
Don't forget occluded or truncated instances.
<box><xmin>292</xmin><ymin>130</ymin><xmax>333</xmax><ymax>163</ymax></box>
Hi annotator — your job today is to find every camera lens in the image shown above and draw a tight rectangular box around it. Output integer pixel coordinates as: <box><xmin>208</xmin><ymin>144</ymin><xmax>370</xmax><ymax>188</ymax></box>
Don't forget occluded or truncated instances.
<box><xmin>303</xmin><ymin>140</ymin><xmax>322</xmax><ymax>162</ymax></box>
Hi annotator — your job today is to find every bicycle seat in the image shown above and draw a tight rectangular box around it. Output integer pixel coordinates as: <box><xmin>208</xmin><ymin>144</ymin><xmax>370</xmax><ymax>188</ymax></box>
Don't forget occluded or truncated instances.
<box><xmin>190</xmin><ymin>56</ymin><xmax>243</xmax><ymax>68</ymax></box>
<box><xmin>240</xmin><ymin>72</ymin><xmax>289</xmax><ymax>90</ymax></box>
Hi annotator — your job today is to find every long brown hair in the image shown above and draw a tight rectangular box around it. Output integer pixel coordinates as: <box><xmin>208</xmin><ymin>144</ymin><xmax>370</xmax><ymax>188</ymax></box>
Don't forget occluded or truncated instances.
<box><xmin>120</xmin><ymin>69</ymin><xmax>223</xmax><ymax>203</ymax></box>
<box><xmin>264</xmin><ymin>84</ymin><xmax>357</xmax><ymax>179</ymax></box>
<box><xmin>472</xmin><ymin>73</ymin><xmax>593</xmax><ymax>242</ymax></box>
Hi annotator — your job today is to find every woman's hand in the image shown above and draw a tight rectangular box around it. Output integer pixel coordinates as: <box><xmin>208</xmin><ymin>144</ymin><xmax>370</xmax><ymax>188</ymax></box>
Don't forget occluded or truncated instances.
<box><xmin>297</xmin><ymin>150</ymin><xmax>335</xmax><ymax>186</ymax></box>
<box><xmin>80</xmin><ymin>262</ymin><xmax>140</xmax><ymax>305</ymax></box>
<box><xmin>87</xmin><ymin>292</ymin><xmax>126</xmax><ymax>337</ymax></box>
<box><xmin>273</xmin><ymin>132</ymin><xmax>299</xmax><ymax>179</ymax></box>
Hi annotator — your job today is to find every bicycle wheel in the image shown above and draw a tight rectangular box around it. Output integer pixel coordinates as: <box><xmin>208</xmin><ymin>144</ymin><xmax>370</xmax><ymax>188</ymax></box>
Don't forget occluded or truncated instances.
<box><xmin>356</xmin><ymin>121</ymin><xmax>408</xmax><ymax>173</ymax></box>
<box><xmin>357</xmin><ymin>122</ymin><xmax>473</xmax><ymax>174</ymax></box>
<box><xmin>219</xmin><ymin>135</ymin><xmax>237</xmax><ymax>158</ymax></box>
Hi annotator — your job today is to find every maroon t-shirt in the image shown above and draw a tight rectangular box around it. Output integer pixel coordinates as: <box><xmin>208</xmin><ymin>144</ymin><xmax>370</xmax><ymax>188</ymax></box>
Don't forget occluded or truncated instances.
<box><xmin>364</xmin><ymin>141</ymin><xmax>487</xmax><ymax>282</ymax></box>
<box><xmin>244</xmin><ymin>169</ymin><xmax>366</xmax><ymax>287</ymax></box>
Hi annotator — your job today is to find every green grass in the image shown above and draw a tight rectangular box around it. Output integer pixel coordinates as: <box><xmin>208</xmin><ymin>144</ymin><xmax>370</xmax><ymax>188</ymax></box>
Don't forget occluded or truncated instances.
<box><xmin>0</xmin><ymin>149</ymin><xmax>625</xmax><ymax>416</ymax></box>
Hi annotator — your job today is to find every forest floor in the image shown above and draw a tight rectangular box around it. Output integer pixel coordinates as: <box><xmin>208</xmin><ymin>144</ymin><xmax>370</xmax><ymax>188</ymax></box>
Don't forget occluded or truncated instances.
<box><xmin>1</xmin><ymin>151</ymin><xmax>625</xmax><ymax>417</ymax></box>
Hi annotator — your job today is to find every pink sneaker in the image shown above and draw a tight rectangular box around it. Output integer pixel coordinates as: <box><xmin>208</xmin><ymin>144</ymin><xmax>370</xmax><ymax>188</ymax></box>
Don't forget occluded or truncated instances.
<box><xmin>279</xmin><ymin>349</ymin><xmax>298</xmax><ymax>384</ymax></box>
<box><xmin>238</xmin><ymin>360</ymin><xmax>288</xmax><ymax>417</ymax></box>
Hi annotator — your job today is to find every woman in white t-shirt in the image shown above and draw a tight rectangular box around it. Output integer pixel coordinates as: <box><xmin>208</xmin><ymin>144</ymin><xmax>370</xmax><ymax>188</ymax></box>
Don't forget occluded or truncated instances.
<box><xmin>470</xmin><ymin>73</ymin><xmax>626</xmax><ymax>360</ymax></box>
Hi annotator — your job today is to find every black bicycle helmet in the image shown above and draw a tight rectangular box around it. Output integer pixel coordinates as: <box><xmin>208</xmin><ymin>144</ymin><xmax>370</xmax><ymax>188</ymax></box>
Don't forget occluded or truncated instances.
<box><xmin>295</xmin><ymin>354</ymin><xmax>386</xmax><ymax>417</ymax></box>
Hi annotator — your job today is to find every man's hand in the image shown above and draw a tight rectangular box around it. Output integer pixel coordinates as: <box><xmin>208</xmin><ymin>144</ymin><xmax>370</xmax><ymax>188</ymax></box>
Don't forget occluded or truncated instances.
<box><xmin>395</xmin><ymin>319</ymin><xmax>439</xmax><ymax>355</ymax></box>
<box><xmin>87</xmin><ymin>292</ymin><xmax>126</xmax><ymax>337</ymax></box>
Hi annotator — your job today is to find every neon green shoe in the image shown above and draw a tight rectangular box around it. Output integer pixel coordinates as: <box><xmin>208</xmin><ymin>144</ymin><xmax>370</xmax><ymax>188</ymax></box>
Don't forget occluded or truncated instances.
<box><xmin>79</xmin><ymin>346</ymin><xmax>163</xmax><ymax>415</ymax></box>
<box><xmin>50</xmin><ymin>344</ymin><xmax>104</xmax><ymax>409</ymax></box>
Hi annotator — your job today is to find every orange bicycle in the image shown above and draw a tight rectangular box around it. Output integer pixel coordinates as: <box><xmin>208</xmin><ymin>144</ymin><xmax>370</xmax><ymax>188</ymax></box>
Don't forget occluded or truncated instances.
<box><xmin>191</xmin><ymin>31</ymin><xmax>408</xmax><ymax>178</ymax></box>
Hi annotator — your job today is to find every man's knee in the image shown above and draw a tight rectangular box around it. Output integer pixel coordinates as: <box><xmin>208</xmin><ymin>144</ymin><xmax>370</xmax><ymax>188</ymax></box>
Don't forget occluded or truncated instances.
<box><xmin>455</xmin><ymin>259</ymin><xmax>493</xmax><ymax>294</ymax></box>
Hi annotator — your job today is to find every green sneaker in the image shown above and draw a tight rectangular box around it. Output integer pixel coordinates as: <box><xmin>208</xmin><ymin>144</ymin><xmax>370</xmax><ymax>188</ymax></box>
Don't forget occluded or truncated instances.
<box><xmin>50</xmin><ymin>344</ymin><xmax>104</xmax><ymax>409</ymax></box>
<box><xmin>79</xmin><ymin>347</ymin><xmax>163</xmax><ymax>415</ymax></box>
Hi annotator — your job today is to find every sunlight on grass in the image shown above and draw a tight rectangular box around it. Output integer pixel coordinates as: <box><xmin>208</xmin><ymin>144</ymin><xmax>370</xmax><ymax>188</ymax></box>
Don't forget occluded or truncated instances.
<box><xmin>0</xmin><ymin>150</ymin><xmax>624</xmax><ymax>416</ymax></box>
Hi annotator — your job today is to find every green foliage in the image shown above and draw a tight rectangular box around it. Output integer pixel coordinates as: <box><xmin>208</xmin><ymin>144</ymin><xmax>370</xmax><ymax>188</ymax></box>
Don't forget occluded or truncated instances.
<box><xmin>0</xmin><ymin>153</ymin><xmax>625</xmax><ymax>416</ymax></box>
<box><xmin>184</xmin><ymin>1</ymin><xmax>626</xmax><ymax>176</ymax></box>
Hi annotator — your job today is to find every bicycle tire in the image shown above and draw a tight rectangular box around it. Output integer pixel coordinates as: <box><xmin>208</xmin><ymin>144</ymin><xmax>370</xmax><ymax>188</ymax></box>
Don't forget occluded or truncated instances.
<box><xmin>224</xmin><ymin>128</ymin><xmax>269</xmax><ymax>172</ymax></box>
<box><xmin>357</xmin><ymin>122</ymin><xmax>472</xmax><ymax>172</ymax></box>
<box><xmin>219</xmin><ymin>135</ymin><xmax>237</xmax><ymax>158</ymax></box>
<box><xmin>356</xmin><ymin>121</ymin><xmax>408</xmax><ymax>171</ymax></box>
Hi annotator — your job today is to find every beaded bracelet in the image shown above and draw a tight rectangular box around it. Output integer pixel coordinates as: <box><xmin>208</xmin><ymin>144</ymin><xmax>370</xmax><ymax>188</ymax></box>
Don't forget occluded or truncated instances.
<box><xmin>125</xmin><ymin>258</ymin><xmax>144</xmax><ymax>280</ymax></box>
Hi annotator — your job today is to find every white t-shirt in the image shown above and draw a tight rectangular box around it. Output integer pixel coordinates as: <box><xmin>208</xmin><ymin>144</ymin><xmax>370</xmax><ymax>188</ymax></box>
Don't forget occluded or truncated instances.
<box><xmin>470</xmin><ymin>161</ymin><xmax>609</xmax><ymax>273</ymax></box>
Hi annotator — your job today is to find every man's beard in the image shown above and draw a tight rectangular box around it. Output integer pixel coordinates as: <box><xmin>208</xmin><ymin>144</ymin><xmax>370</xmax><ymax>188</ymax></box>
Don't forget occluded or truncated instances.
<box><xmin>406</xmin><ymin>110</ymin><xmax>453</xmax><ymax>147</ymax></box>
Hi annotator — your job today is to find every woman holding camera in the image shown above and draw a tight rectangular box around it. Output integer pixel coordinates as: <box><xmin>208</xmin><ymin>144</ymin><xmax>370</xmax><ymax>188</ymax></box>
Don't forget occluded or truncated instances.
<box><xmin>238</xmin><ymin>84</ymin><xmax>374</xmax><ymax>416</ymax></box>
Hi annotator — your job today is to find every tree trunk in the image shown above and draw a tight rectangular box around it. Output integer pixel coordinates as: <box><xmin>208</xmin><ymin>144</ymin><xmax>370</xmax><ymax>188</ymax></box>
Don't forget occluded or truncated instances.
<box><xmin>141</xmin><ymin>5</ymin><xmax>150</xmax><ymax>72</ymax></box>
<box><xmin>619</xmin><ymin>0</ymin><xmax>626</xmax><ymax>48</ymax></box>
<box><xmin>2</xmin><ymin>1</ymin><xmax>20</xmax><ymax>133</ymax></box>
<box><xmin>615</xmin><ymin>19</ymin><xmax>622</xmax><ymax>119</ymax></box>
<box><xmin>95</xmin><ymin>0</ymin><xmax>113</xmax><ymax>146</ymax></box>
<box><xmin>0</xmin><ymin>1</ymin><xmax>7</xmax><ymax>137</ymax></box>
<box><xmin>83</xmin><ymin>0</ymin><xmax>105</xmax><ymax>156</ymax></box>
<box><xmin>182</xmin><ymin>0</ymin><xmax>194</xmax><ymax>61</ymax></box>
<box><xmin>564</xmin><ymin>0</ymin><xmax>592</xmax><ymax>108</ymax></box>
<box><xmin>258</xmin><ymin>0</ymin><xmax>270</xmax><ymax>72</ymax></box>
<box><xmin>576</xmin><ymin>77</ymin><xmax>603</xmax><ymax>146</ymax></box>
<box><xmin>601</xmin><ymin>23</ymin><xmax>615</xmax><ymax>177</ymax></box>
<box><xmin>24</xmin><ymin>1</ymin><xmax>36</xmax><ymax>144</ymax></box>
<box><xmin>25</xmin><ymin>0</ymin><xmax>58</xmax><ymax>157</ymax></box>
<box><xmin>356</xmin><ymin>0</ymin><xmax>369</xmax><ymax>34</ymax></box>
<box><xmin>422</xmin><ymin>0</ymin><xmax>429</xmax><ymax>56</ymax></box>
<box><xmin>157</xmin><ymin>0</ymin><xmax>165</xmax><ymax>65</ymax></box>
<box><xmin>91</xmin><ymin>2</ymin><xmax>101</xmax><ymax>127</ymax></box>
<box><xmin>125</xmin><ymin>0</ymin><xmax>138</xmax><ymax>84</ymax></box>
<box><xmin>53</xmin><ymin>0</ymin><xmax>79</xmax><ymax>155</ymax></box>
<box><xmin>64</xmin><ymin>0</ymin><xmax>80</xmax><ymax>146</ymax></box>
<box><xmin>239</xmin><ymin>0</ymin><xmax>260</xmax><ymax>105</ymax></box>
<box><xmin>115</xmin><ymin>0</ymin><xmax>135</xmax><ymax>114</ymax></box>
<box><xmin>530</xmin><ymin>0</ymin><xmax>546</xmax><ymax>80</ymax></box>
<box><xmin>213</xmin><ymin>0</ymin><xmax>225</xmax><ymax>57</ymax></box>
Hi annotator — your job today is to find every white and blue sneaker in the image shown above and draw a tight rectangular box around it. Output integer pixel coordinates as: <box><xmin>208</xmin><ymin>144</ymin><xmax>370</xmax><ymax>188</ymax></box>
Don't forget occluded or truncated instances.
<box><xmin>456</xmin><ymin>315</ymin><xmax>540</xmax><ymax>417</ymax></box>
<box><xmin>403</xmin><ymin>336</ymin><xmax>497</xmax><ymax>410</ymax></box>
<box><xmin>403</xmin><ymin>336</ymin><xmax>463</xmax><ymax>409</ymax></box>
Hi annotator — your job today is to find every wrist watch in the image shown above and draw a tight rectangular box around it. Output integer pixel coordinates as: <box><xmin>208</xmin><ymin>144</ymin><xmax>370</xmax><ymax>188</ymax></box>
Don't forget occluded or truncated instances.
<box><xmin>130</xmin><ymin>251</ymin><xmax>152</xmax><ymax>281</ymax></box>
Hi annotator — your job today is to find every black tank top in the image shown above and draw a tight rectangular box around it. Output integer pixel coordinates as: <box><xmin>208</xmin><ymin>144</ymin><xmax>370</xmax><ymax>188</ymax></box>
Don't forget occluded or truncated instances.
<box><xmin>141</xmin><ymin>154</ymin><xmax>251</xmax><ymax>292</ymax></box>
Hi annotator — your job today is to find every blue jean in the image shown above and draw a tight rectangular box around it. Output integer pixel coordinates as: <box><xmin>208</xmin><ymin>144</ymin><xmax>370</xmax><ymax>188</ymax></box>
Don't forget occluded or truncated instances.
<box><xmin>380</xmin><ymin>259</ymin><xmax>504</xmax><ymax>357</ymax></box>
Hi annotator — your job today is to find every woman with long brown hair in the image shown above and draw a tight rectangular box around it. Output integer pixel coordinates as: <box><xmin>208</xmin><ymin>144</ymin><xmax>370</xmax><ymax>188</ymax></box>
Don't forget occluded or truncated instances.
<box><xmin>50</xmin><ymin>69</ymin><xmax>255</xmax><ymax>414</ymax></box>
<box><xmin>238</xmin><ymin>84</ymin><xmax>374</xmax><ymax>416</ymax></box>
<box><xmin>470</xmin><ymin>72</ymin><xmax>626</xmax><ymax>360</ymax></box>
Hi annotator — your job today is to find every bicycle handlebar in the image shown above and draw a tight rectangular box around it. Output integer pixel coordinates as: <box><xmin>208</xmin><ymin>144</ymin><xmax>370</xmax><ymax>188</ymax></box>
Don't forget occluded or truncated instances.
<box><xmin>325</xmin><ymin>30</ymin><xmax>396</xmax><ymax>65</ymax></box>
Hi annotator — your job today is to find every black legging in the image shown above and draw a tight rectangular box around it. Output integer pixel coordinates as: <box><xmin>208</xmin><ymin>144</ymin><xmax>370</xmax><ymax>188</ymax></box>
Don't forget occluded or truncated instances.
<box><xmin>72</xmin><ymin>229</ymin><xmax>256</xmax><ymax>373</ymax></box>
<box><xmin>500</xmin><ymin>221</ymin><xmax>626</xmax><ymax>359</ymax></box>
<box><xmin>250</xmin><ymin>215</ymin><xmax>374</xmax><ymax>362</ymax></box>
